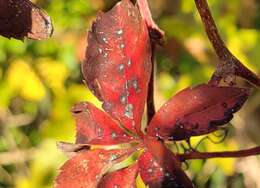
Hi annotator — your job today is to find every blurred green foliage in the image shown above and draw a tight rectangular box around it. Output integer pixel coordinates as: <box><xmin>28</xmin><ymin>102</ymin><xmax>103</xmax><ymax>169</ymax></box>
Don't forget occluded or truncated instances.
<box><xmin>0</xmin><ymin>0</ymin><xmax>259</xmax><ymax>188</ymax></box>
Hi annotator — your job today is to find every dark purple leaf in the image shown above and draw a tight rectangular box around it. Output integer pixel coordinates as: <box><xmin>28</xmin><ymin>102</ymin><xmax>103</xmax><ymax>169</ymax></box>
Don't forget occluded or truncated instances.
<box><xmin>0</xmin><ymin>0</ymin><xmax>53</xmax><ymax>40</ymax></box>
<box><xmin>147</xmin><ymin>84</ymin><xmax>250</xmax><ymax>140</ymax></box>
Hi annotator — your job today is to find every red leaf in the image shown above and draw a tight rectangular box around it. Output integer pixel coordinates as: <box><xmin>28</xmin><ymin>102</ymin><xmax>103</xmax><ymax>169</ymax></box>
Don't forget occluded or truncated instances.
<box><xmin>138</xmin><ymin>151</ymin><xmax>165</xmax><ymax>187</ymax></box>
<box><xmin>98</xmin><ymin>164</ymin><xmax>138</xmax><ymax>188</ymax></box>
<box><xmin>55</xmin><ymin>149</ymin><xmax>130</xmax><ymax>188</ymax></box>
<box><xmin>83</xmin><ymin>0</ymin><xmax>151</xmax><ymax>134</ymax></box>
<box><xmin>139</xmin><ymin>137</ymin><xmax>194</xmax><ymax>188</ymax></box>
<box><xmin>147</xmin><ymin>84</ymin><xmax>250</xmax><ymax>140</ymax></box>
<box><xmin>0</xmin><ymin>0</ymin><xmax>53</xmax><ymax>40</ymax></box>
<box><xmin>72</xmin><ymin>102</ymin><xmax>136</xmax><ymax>145</ymax></box>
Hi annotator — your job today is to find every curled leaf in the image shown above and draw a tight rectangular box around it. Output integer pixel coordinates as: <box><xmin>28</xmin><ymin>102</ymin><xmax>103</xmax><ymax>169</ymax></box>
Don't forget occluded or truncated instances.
<box><xmin>56</xmin><ymin>141</ymin><xmax>90</xmax><ymax>154</ymax></box>
<box><xmin>147</xmin><ymin>84</ymin><xmax>250</xmax><ymax>140</ymax></box>
<box><xmin>0</xmin><ymin>0</ymin><xmax>53</xmax><ymax>40</ymax></box>
<box><xmin>136</xmin><ymin>0</ymin><xmax>164</xmax><ymax>41</ymax></box>
<box><xmin>83</xmin><ymin>0</ymin><xmax>151</xmax><ymax>134</ymax></box>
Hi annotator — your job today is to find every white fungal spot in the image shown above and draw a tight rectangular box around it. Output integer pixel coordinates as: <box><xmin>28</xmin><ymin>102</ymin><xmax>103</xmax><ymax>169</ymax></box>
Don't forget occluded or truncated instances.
<box><xmin>132</xmin><ymin>79</ymin><xmax>138</xmax><ymax>90</ymax></box>
<box><xmin>111</xmin><ymin>132</ymin><xmax>117</xmax><ymax>138</ymax></box>
<box><xmin>116</xmin><ymin>29</ymin><xmax>123</xmax><ymax>35</ymax></box>
<box><xmin>118</xmin><ymin>64</ymin><xmax>125</xmax><ymax>73</ymax></box>
<box><xmin>102</xmin><ymin>37</ymin><xmax>108</xmax><ymax>43</ymax></box>
<box><xmin>109</xmin><ymin>154</ymin><xmax>118</xmax><ymax>161</ymax></box>
<box><xmin>124</xmin><ymin>104</ymin><xmax>133</xmax><ymax>119</ymax></box>
<box><xmin>97</xmin><ymin>127</ymin><xmax>103</xmax><ymax>136</ymax></box>
<box><xmin>125</xmin><ymin>82</ymin><xmax>129</xmax><ymax>90</ymax></box>
<box><xmin>127</xmin><ymin>59</ymin><xmax>132</xmax><ymax>66</ymax></box>
<box><xmin>153</xmin><ymin>161</ymin><xmax>158</xmax><ymax>167</ymax></box>
<box><xmin>120</xmin><ymin>95</ymin><xmax>127</xmax><ymax>104</ymax></box>
<box><xmin>119</xmin><ymin>44</ymin><xmax>125</xmax><ymax>49</ymax></box>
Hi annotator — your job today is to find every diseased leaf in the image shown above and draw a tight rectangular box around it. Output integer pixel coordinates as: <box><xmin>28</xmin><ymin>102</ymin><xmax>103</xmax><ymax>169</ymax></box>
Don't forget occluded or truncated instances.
<box><xmin>0</xmin><ymin>0</ymin><xmax>53</xmax><ymax>40</ymax></box>
<box><xmin>138</xmin><ymin>151</ymin><xmax>165</xmax><ymax>187</ymax></box>
<box><xmin>72</xmin><ymin>102</ymin><xmax>136</xmax><ymax>145</ymax></box>
<box><xmin>147</xmin><ymin>84</ymin><xmax>250</xmax><ymax>140</ymax></box>
<box><xmin>83</xmin><ymin>0</ymin><xmax>151</xmax><ymax>134</ymax></box>
<box><xmin>55</xmin><ymin>149</ymin><xmax>131</xmax><ymax>188</ymax></box>
<box><xmin>139</xmin><ymin>137</ymin><xmax>194</xmax><ymax>188</ymax></box>
<box><xmin>98</xmin><ymin>164</ymin><xmax>138</xmax><ymax>188</ymax></box>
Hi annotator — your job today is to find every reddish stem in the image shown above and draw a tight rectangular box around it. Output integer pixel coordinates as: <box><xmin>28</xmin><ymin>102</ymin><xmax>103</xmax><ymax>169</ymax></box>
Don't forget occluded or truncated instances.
<box><xmin>194</xmin><ymin>0</ymin><xmax>260</xmax><ymax>87</ymax></box>
<box><xmin>147</xmin><ymin>43</ymin><xmax>156</xmax><ymax>123</ymax></box>
<box><xmin>178</xmin><ymin>146</ymin><xmax>260</xmax><ymax>162</ymax></box>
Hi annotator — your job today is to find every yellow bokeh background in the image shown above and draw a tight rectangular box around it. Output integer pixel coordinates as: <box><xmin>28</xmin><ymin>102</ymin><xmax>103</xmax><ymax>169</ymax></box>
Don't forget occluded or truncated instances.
<box><xmin>0</xmin><ymin>0</ymin><xmax>259</xmax><ymax>188</ymax></box>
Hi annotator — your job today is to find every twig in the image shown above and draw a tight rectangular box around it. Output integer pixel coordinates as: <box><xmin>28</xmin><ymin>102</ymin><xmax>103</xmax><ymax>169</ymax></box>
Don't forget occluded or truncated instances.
<box><xmin>178</xmin><ymin>146</ymin><xmax>260</xmax><ymax>162</ymax></box>
<box><xmin>194</xmin><ymin>0</ymin><xmax>260</xmax><ymax>86</ymax></box>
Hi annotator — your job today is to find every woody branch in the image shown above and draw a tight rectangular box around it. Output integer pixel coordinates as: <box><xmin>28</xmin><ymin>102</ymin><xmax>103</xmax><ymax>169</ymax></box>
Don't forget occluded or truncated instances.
<box><xmin>178</xmin><ymin>146</ymin><xmax>260</xmax><ymax>161</ymax></box>
<box><xmin>194</xmin><ymin>0</ymin><xmax>260</xmax><ymax>87</ymax></box>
